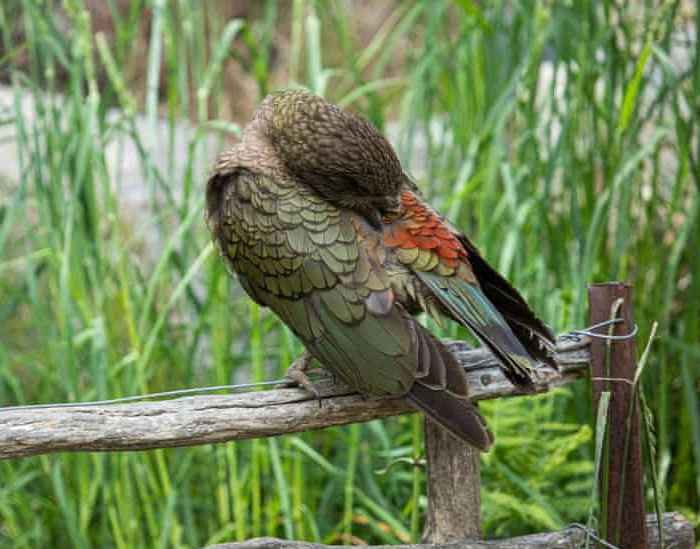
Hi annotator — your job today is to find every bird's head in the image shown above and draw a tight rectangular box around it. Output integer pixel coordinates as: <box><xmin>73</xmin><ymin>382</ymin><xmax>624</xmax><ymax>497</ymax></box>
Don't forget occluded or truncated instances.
<box><xmin>250</xmin><ymin>89</ymin><xmax>410</xmax><ymax>227</ymax></box>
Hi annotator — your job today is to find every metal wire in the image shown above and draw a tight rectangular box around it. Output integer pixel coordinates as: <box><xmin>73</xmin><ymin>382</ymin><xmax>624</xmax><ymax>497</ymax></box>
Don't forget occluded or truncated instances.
<box><xmin>0</xmin><ymin>379</ymin><xmax>289</xmax><ymax>412</ymax></box>
<box><xmin>570</xmin><ymin>318</ymin><xmax>639</xmax><ymax>341</ymax></box>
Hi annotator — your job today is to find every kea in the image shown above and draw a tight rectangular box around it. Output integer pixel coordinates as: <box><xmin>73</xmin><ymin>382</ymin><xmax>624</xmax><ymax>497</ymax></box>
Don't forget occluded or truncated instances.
<box><xmin>206</xmin><ymin>90</ymin><xmax>556</xmax><ymax>451</ymax></box>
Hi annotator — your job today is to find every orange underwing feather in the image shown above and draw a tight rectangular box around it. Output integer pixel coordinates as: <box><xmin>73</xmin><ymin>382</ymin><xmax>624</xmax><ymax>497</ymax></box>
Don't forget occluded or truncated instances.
<box><xmin>385</xmin><ymin>191</ymin><xmax>468</xmax><ymax>271</ymax></box>
<box><xmin>384</xmin><ymin>190</ymin><xmax>556</xmax><ymax>386</ymax></box>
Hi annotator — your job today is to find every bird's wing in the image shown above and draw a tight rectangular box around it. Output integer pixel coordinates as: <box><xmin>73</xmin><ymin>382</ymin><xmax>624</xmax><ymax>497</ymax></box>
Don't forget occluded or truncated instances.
<box><xmin>207</xmin><ymin>169</ymin><xmax>492</xmax><ymax>450</ymax></box>
<box><xmin>385</xmin><ymin>190</ymin><xmax>555</xmax><ymax>387</ymax></box>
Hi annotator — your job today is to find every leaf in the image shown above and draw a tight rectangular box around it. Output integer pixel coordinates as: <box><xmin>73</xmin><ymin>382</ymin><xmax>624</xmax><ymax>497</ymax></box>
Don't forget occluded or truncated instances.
<box><xmin>617</xmin><ymin>37</ymin><xmax>652</xmax><ymax>134</ymax></box>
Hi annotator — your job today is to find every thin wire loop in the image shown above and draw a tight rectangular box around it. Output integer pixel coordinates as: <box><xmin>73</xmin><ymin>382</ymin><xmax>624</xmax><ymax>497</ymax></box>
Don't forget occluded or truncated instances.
<box><xmin>570</xmin><ymin>318</ymin><xmax>639</xmax><ymax>341</ymax></box>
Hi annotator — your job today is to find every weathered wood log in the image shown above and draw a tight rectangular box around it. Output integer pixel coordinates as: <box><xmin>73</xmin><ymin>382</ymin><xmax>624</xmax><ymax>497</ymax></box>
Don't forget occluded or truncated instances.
<box><xmin>205</xmin><ymin>512</ymin><xmax>694</xmax><ymax>549</ymax></box>
<box><xmin>422</xmin><ymin>417</ymin><xmax>481</xmax><ymax>543</ymax></box>
<box><xmin>0</xmin><ymin>336</ymin><xmax>589</xmax><ymax>460</ymax></box>
<box><xmin>589</xmin><ymin>284</ymin><xmax>646</xmax><ymax>549</ymax></box>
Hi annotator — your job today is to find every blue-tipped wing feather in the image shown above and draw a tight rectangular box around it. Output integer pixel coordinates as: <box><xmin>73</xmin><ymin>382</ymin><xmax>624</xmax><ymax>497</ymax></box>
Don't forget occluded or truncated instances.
<box><xmin>417</xmin><ymin>271</ymin><xmax>542</xmax><ymax>387</ymax></box>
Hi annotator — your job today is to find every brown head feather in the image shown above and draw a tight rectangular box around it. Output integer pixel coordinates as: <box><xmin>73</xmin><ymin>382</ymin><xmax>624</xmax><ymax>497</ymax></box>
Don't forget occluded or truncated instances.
<box><xmin>254</xmin><ymin>90</ymin><xmax>406</xmax><ymax>206</ymax></box>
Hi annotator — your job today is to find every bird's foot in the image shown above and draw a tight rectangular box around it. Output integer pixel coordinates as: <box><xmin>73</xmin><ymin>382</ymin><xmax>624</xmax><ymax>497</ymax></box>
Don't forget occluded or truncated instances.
<box><xmin>284</xmin><ymin>351</ymin><xmax>323</xmax><ymax>408</ymax></box>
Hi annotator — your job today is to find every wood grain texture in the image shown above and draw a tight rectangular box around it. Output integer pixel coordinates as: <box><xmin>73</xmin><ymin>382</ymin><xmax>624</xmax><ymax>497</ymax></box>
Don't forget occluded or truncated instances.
<box><xmin>205</xmin><ymin>513</ymin><xmax>693</xmax><ymax>549</ymax></box>
<box><xmin>0</xmin><ymin>337</ymin><xmax>589</xmax><ymax>460</ymax></box>
<box><xmin>588</xmin><ymin>283</ymin><xmax>646</xmax><ymax>549</ymax></box>
<box><xmin>422</xmin><ymin>417</ymin><xmax>481</xmax><ymax>543</ymax></box>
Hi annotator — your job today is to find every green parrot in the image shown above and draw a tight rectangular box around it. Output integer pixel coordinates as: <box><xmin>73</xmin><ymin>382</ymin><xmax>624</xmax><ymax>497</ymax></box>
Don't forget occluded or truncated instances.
<box><xmin>206</xmin><ymin>90</ymin><xmax>556</xmax><ymax>451</ymax></box>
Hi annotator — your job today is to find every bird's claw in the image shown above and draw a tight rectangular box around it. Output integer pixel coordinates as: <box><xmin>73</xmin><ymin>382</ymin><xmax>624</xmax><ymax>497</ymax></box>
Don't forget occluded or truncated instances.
<box><xmin>284</xmin><ymin>352</ymin><xmax>323</xmax><ymax>408</ymax></box>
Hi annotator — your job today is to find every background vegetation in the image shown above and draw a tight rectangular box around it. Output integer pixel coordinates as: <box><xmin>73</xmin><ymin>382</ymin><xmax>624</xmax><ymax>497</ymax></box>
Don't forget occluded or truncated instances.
<box><xmin>0</xmin><ymin>1</ymin><xmax>698</xmax><ymax>547</ymax></box>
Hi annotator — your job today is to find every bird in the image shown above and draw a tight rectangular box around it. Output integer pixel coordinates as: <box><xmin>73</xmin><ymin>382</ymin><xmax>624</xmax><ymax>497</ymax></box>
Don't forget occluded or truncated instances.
<box><xmin>206</xmin><ymin>89</ymin><xmax>556</xmax><ymax>451</ymax></box>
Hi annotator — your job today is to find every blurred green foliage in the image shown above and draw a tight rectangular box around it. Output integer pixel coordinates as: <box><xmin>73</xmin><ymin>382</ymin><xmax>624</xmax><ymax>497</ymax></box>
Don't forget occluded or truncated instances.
<box><xmin>0</xmin><ymin>0</ymin><xmax>698</xmax><ymax>547</ymax></box>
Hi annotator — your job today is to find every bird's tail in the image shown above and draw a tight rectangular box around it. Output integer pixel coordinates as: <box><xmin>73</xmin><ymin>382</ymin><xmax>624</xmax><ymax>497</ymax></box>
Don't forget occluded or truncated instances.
<box><xmin>457</xmin><ymin>235</ymin><xmax>556</xmax><ymax>368</ymax></box>
<box><xmin>417</xmin><ymin>270</ymin><xmax>548</xmax><ymax>389</ymax></box>
<box><xmin>407</xmin><ymin>385</ymin><xmax>493</xmax><ymax>451</ymax></box>
<box><xmin>406</xmin><ymin>326</ymin><xmax>493</xmax><ymax>451</ymax></box>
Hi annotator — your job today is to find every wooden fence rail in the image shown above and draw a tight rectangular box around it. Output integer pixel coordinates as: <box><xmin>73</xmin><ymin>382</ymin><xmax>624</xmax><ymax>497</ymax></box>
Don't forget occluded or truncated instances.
<box><xmin>207</xmin><ymin>512</ymin><xmax>694</xmax><ymax>549</ymax></box>
<box><xmin>0</xmin><ymin>338</ymin><xmax>588</xmax><ymax>460</ymax></box>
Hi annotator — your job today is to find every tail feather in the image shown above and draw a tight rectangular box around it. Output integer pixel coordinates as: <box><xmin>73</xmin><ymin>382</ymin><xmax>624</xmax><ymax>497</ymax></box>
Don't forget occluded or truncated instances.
<box><xmin>407</xmin><ymin>384</ymin><xmax>493</xmax><ymax>451</ymax></box>
<box><xmin>407</xmin><ymin>325</ymin><xmax>493</xmax><ymax>451</ymax></box>
<box><xmin>417</xmin><ymin>270</ymin><xmax>543</xmax><ymax>388</ymax></box>
<box><xmin>458</xmin><ymin>235</ymin><xmax>556</xmax><ymax>368</ymax></box>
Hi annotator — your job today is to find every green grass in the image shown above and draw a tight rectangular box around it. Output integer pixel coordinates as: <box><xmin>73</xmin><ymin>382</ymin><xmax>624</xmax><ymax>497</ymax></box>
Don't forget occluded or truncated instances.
<box><xmin>0</xmin><ymin>0</ymin><xmax>698</xmax><ymax>547</ymax></box>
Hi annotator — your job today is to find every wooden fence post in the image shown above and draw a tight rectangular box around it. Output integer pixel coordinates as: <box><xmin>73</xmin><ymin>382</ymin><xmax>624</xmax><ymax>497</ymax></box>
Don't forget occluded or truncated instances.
<box><xmin>422</xmin><ymin>417</ymin><xmax>481</xmax><ymax>543</ymax></box>
<box><xmin>588</xmin><ymin>282</ymin><xmax>647</xmax><ymax>549</ymax></box>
